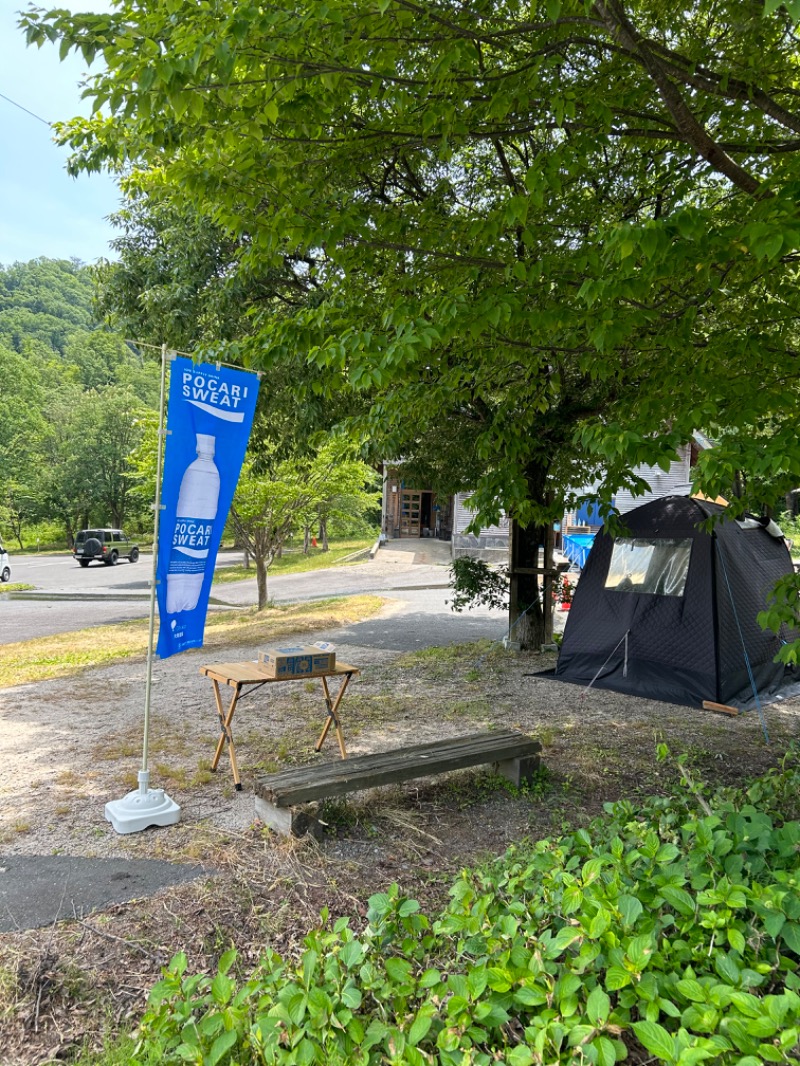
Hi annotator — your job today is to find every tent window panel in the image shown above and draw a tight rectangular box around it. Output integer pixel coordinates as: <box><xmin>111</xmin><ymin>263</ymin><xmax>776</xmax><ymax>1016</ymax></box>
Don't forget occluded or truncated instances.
<box><xmin>605</xmin><ymin>538</ymin><xmax>692</xmax><ymax>597</ymax></box>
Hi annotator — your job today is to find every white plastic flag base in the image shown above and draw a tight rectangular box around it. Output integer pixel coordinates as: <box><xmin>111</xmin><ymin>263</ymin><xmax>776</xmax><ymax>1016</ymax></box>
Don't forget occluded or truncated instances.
<box><xmin>105</xmin><ymin>771</ymin><xmax>181</xmax><ymax>835</ymax></box>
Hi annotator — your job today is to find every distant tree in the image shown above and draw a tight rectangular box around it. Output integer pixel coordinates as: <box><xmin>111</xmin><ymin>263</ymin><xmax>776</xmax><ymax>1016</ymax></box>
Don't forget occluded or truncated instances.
<box><xmin>87</xmin><ymin>388</ymin><xmax>148</xmax><ymax>528</ymax></box>
<box><xmin>230</xmin><ymin>457</ymin><xmax>326</xmax><ymax>610</ymax></box>
<box><xmin>306</xmin><ymin>442</ymin><xmax>381</xmax><ymax>552</ymax></box>
<box><xmin>1</xmin><ymin>454</ymin><xmax>47</xmax><ymax>551</ymax></box>
<box><xmin>39</xmin><ymin>386</ymin><xmax>147</xmax><ymax>539</ymax></box>
<box><xmin>0</xmin><ymin>259</ymin><xmax>160</xmax><ymax>542</ymax></box>
<box><xmin>0</xmin><ymin>259</ymin><xmax>94</xmax><ymax>353</ymax></box>
<box><xmin>64</xmin><ymin>329</ymin><xmax>143</xmax><ymax>392</ymax></box>
<box><xmin>230</xmin><ymin>439</ymin><xmax>377</xmax><ymax>608</ymax></box>
<box><xmin>1</xmin><ymin>490</ymin><xmax>42</xmax><ymax>550</ymax></box>
<box><xmin>0</xmin><ymin>341</ymin><xmax>49</xmax><ymax>546</ymax></box>
<box><xmin>36</xmin><ymin>383</ymin><xmax>93</xmax><ymax>540</ymax></box>
<box><xmin>0</xmin><ymin>342</ymin><xmax>46</xmax><ymax>452</ymax></box>
<box><xmin>125</xmin><ymin>410</ymin><xmax>160</xmax><ymax>514</ymax></box>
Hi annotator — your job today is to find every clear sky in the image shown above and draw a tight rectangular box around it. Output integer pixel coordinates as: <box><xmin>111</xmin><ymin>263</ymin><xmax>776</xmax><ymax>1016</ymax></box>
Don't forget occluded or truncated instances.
<box><xmin>0</xmin><ymin>1</ymin><xmax>121</xmax><ymax>267</ymax></box>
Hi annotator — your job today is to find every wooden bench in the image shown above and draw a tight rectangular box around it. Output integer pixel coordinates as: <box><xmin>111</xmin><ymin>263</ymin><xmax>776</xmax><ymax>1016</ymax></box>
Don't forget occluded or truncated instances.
<box><xmin>254</xmin><ymin>729</ymin><xmax>542</xmax><ymax>836</ymax></box>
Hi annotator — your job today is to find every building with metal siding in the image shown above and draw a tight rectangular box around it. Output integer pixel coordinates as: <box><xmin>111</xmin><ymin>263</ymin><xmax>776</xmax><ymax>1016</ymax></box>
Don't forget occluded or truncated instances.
<box><xmin>451</xmin><ymin>494</ymin><xmax>509</xmax><ymax>560</ymax></box>
<box><xmin>614</xmin><ymin>443</ymin><xmax>694</xmax><ymax>515</ymax></box>
<box><xmin>382</xmin><ymin>436</ymin><xmax>709</xmax><ymax>563</ymax></box>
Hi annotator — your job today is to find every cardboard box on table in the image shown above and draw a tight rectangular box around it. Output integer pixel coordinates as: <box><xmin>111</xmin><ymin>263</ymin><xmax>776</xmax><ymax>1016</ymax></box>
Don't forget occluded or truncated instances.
<box><xmin>257</xmin><ymin>643</ymin><xmax>336</xmax><ymax>679</ymax></box>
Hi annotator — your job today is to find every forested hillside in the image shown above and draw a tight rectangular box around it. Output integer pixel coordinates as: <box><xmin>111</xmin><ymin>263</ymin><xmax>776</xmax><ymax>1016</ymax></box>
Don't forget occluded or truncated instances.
<box><xmin>0</xmin><ymin>258</ymin><xmax>160</xmax><ymax>549</ymax></box>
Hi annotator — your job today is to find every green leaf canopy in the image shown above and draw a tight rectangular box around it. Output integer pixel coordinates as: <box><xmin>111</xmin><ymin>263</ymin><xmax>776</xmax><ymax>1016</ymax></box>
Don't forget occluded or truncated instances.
<box><xmin>22</xmin><ymin>0</ymin><xmax>800</xmax><ymax>523</ymax></box>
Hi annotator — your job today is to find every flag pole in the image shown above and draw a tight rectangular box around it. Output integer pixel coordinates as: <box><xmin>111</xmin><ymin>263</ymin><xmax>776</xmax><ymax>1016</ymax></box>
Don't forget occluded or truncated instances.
<box><xmin>142</xmin><ymin>342</ymin><xmax>169</xmax><ymax>775</ymax></box>
<box><xmin>105</xmin><ymin>343</ymin><xmax>181</xmax><ymax>834</ymax></box>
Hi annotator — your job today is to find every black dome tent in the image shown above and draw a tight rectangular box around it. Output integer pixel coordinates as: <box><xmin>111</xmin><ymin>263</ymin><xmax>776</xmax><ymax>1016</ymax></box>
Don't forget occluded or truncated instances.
<box><xmin>554</xmin><ymin>496</ymin><xmax>796</xmax><ymax>709</ymax></box>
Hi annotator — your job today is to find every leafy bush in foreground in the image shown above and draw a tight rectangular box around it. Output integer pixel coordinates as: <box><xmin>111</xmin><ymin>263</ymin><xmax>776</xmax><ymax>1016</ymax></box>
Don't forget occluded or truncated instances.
<box><xmin>133</xmin><ymin>751</ymin><xmax>800</xmax><ymax>1065</ymax></box>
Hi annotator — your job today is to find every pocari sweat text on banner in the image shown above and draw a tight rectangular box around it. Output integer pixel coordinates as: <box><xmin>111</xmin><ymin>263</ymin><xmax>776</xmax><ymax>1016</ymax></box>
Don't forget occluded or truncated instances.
<box><xmin>156</xmin><ymin>358</ymin><xmax>259</xmax><ymax>658</ymax></box>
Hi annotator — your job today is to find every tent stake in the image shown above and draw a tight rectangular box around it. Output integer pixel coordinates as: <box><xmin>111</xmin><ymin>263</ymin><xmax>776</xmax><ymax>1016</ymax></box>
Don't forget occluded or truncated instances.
<box><xmin>701</xmin><ymin>700</ymin><xmax>739</xmax><ymax>717</ymax></box>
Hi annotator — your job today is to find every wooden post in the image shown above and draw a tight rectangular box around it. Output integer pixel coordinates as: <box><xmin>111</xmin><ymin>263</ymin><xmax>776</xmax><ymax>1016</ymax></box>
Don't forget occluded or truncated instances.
<box><xmin>542</xmin><ymin>522</ymin><xmax>555</xmax><ymax>645</ymax></box>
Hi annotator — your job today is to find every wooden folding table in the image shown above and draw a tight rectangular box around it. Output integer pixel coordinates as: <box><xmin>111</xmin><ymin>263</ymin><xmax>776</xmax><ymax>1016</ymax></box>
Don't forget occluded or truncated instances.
<box><xmin>199</xmin><ymin>660</ymin><xmax>360</xmax><ymax>790</ymax></box>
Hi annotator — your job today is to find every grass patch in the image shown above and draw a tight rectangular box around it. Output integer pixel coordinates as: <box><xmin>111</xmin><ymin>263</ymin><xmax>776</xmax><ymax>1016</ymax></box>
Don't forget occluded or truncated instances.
<box><xmin>212</xmin><ymin>537</ymin><xmax>374</xmax><ymax>583</ymax></box>
<box><xmin>395</xmin><ymin>638</ymin><xmax>496</xmax><ymax>667</ymax></box>
<box><xmin>394</xmin><ymin>638</ymin><xmax>500</xmax><ymax>679</ymax></box>
<box><xmin>444</xmin><ymin>698</ymin><xmax>493</xmax><ymax>721</ymax></box>
<box><xmin>69</xmin><ymin>1034</ymin><xmax>145</xmax><ymax>1066</ymax></box>
<box><xmin>0</xmin><ymin>583</ymin><xmax>35</xmax><ymax>592</ymax></box>
<box><xmin>0</xmin><ymin>595</ymin><xmax>384</xmax><ymax>689</ymax></box>
<box><xmin>244</xmin><ymin>721</ymin><xmax>327</xmax><ymax>772</ymax></box>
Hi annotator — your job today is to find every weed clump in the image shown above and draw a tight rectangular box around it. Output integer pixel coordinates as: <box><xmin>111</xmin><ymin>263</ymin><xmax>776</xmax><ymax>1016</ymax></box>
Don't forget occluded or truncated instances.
<box><xmin>127</xmin><ymin>747</ymin><xmax>800</xmax><ymax>1064</ymax></box>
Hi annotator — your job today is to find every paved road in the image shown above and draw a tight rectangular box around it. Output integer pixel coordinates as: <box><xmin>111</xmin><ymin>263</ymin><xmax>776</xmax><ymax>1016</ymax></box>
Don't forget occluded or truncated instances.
<box><xmin>0</xmin><ymin>855</ymin><xmax>206</xmax><ymax>933</ymax></box>
<box><xmin>2</xmin><ymin>547</ymin><xmax>219</xmax><ymax>593</ymax></box>
<box><xmin>0</xmin><ymin>546</ymin><xmax>517</xmax><ymax>650</ymax></box>
<box><xmin>1</xmin><ymin>551</ymin><xmax>151</xmax><ymax>644</ymax></box>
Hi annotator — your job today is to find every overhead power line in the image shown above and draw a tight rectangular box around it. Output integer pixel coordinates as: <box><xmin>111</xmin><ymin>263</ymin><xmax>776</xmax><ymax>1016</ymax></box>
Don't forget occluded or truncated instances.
<box><xmin>0</xmin><ymin>89</ymin><xmax>51</xmax><ymax>126</ymax></box>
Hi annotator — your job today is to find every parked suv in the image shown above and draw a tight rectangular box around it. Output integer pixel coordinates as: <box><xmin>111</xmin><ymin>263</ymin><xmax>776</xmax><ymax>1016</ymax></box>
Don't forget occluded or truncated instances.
<box><xmin>0</xmin><ymin>542</ymin><xmax>9</xmax><ymax>583</ymax></box>
<box><xmin>73</xmin><ymin>528</ymin><xmax>140</xmax><ymax>567</ymax></box>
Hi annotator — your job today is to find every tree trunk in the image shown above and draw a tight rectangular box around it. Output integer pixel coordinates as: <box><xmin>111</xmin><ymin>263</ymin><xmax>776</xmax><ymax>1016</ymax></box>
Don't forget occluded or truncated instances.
<box><xmin>509</xmin><ymin>520</ymin><xmax>547</xmax><ymax>650</ymax></box>
<box><xmin>232</xmin><ymin>528</ymin><xmax>251</xmax><ymax>568</ymax></box>
<box><xmin>7</xmin><ymin>509</ymin><xmax>24</xmax><ymax>551</ymax></box>
<box><xmin>507</xmin><ymin>464</ymin><xmax>555</xmax><ymax>651</ymax></box>
<box><xmin>541</xmin><ymin>521</ymin><xmax>556</xmax><ymax>646</ymax></box>
<box><xmin>255</xmin><ymin>555</ymin><xmax>269</xmax><ymax>609</ymax></box>
<box><xmin>304</xmin><ymin>523</ymin><xmax>311</xmax><ymax>554</ymax></box>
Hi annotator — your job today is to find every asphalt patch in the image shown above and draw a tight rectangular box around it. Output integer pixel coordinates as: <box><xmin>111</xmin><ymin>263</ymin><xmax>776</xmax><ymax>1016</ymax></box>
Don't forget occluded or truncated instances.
<box><xmin>0</xmin><ymin>855</ymin><xmax>206</xmax><ymax>932</ymax></box>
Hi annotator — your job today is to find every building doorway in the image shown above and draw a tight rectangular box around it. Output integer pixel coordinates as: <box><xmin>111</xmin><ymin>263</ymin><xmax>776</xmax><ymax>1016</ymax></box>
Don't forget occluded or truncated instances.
<box><xmin>420</xmin><ymin>492</ymin><xmax>433</xmax><ymax>536</ymax></box>
<box><xmin>400</xmin><ymin>491</ymin><xmax>422</xmax><ymax>536</ymax></box>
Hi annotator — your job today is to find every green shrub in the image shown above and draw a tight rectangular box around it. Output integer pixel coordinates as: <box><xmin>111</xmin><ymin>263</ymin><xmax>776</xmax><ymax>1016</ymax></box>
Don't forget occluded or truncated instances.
<box><xmin>130</xmin><ymin>750</ymin><xmax>800</xmax><ymax>1065</ymax></box>
<box><xmin>0</xmin><ymin>520</ymin><xmax>65</xmax><ymax>552</ymax></box>
<box><xmin>449</xmin><ymin>557</ymin><xmax>509</xmax><ymax>612</ymax></box>
<box><xmin>328</xmin><ymin>515</ymin><xmax>381</xmax><ymax>539</ymax></box>
<box><xmin>779</xmin><ymin>511</ymin><xmax>800</xmax><ymax>548</ymax></box>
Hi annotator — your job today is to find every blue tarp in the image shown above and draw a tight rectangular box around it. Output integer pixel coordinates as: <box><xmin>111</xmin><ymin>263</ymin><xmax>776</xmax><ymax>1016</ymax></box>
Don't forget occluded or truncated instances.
<box><xmin>576</xmin><ymin>500</ymin><xmax>604</xmax><ymax>526</ymax></box>
<box><xmin>562</xmin><ymin>532</ymin><xmax>595</xmax><ymax>569</ymax></box>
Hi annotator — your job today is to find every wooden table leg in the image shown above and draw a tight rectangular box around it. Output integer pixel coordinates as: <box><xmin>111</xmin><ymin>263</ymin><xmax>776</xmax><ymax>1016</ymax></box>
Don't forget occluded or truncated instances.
<box><xmin>210</xmin><ymin>680</ymin><xmax>243</xmax><ymax>790</ymax></box>
<box><xmin>315</xmin><ymin>673</ymin><xmax>352</xmax><ymax>759</ymax></box>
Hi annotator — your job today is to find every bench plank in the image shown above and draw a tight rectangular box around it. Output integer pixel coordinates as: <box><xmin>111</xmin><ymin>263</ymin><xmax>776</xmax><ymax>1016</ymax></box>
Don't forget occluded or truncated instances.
<box><xmin>255</xmin><ymin>729</ymin><xmax>541</xmax><ymax>809</ymax></box>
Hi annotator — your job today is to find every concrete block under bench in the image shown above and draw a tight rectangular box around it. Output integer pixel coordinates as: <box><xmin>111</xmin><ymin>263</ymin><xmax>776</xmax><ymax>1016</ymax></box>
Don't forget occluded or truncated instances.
<box><xmin>254</xmin><ymin>729</ymin><xmax>541</xmax><ymax>837</ymax></box>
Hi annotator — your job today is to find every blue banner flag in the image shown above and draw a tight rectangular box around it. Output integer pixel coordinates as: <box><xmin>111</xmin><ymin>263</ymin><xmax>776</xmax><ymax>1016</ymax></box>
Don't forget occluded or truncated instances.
<box><xmin>156</xmin><ymin>358</ymin><xmax>259</xmax><ymax>658</ymax></box>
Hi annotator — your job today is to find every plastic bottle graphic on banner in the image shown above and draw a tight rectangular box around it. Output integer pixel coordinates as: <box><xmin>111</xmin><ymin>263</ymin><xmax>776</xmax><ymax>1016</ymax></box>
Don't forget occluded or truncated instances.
<box><xmin>166</xmin><ymin>433</ymin><xmax>220</xmax><ymax>613</ymax></box>
<box><xmin>157</xmin><ymin>358</ymin><xmax>259</xmax><ymax>659</ymax></box>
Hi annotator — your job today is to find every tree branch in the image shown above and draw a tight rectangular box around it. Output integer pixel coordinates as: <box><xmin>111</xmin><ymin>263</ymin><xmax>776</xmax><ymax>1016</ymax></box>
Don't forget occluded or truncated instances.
<box><xmin>593</xmin><ymin>0</ymin><xmax>763</xmax><ymax>197</ymax></box>
<box><xmin>646</xmin><ymin>39</ymin><xmax>800</xmax><ymax>136</ymax></box>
